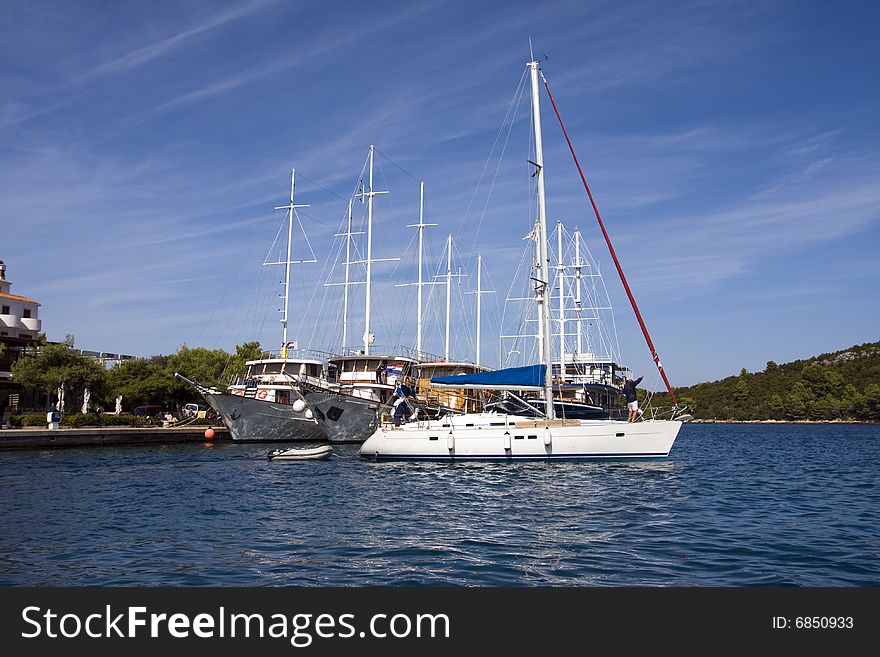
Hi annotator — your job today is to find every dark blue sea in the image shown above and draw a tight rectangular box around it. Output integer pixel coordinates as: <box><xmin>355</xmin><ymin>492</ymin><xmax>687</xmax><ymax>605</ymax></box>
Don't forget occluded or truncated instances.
<box><xmin>1</xmin><ymin>424</ymin><xmax>877</xmax><ymax>586</ymax></box>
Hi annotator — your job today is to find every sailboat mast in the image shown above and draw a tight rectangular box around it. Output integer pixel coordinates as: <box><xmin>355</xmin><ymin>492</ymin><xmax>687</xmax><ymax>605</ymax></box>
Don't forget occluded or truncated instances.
<box><xmin>445</xmin><ymin>233</ymin><xmax>452</xmax><ymax>362</ymax></box>
<box><xmin>574</xmin><ymin>227</ymin><xmax>583</xmax><ymax>356</ymax></box>
<box><xmin>534</xmin><ymin>219</ymin><xmax>543</xmax><ymax>360</ymax></box>
<box><xmin>417</xmin><ymin>183</ymin><xmax>425</xmax><ymax>356</ymax></box>
<box><xmin>399</xmin><ymin>183</ymin><xmax>436</xmax><ymax>359</ymax></box>
<box><xmin>557</xmin><ymin>220</ymin><xmax>565</xmax><ymax>373</ymax></box>
<box><xmin>282</xmin><ymin>169</ymin><xmax>295</xmax><ymax>350</ymax></box>
<box><xmin>475</xmin><ymin>255</ymin><xmax>483</xmax><ymax>365</ymax></box>
<box><xmin>364</xmin><ymin>145</ymin><xmax>375</xmax><ymax>355</ymax></box>
<box><xmin>342</xmin><ymin>197</ymin><xmax>353</xmax><ymax>353</ymax></box>
<box><xmin>269</xmin><ymin>168</ymin><xmax>312</xmax><ymax>358</ymax></box>
<box><xmin>529</xmin><ymin>60</ymin><xmax>555</xmax><ymax>420</ymax></box>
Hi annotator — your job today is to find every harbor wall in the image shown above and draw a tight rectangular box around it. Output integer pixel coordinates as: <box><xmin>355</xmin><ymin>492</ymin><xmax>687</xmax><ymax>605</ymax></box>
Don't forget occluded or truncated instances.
<box><xmin>0</xmin><ymin>426</ymin><xmax>229</xmax><ymax>450</ymax></box>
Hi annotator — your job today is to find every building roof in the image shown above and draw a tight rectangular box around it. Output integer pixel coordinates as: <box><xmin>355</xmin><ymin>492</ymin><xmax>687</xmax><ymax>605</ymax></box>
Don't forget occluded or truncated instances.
<box><xmin>0</xmin><ymin>291</ymin><xmax>39</xmax><ymax>305</ymax></box>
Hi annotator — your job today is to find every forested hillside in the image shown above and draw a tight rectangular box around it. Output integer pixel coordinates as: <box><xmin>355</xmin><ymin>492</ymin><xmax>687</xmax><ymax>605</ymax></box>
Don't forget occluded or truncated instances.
<box><xmin>651</xmin><ymin>341</ymin><xmax>880</xmax><ymax>421</ymax></box>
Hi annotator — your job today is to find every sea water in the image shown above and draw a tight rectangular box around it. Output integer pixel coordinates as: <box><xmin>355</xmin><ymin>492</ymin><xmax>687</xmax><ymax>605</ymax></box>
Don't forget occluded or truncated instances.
<box><xmin>0</xmin><ymin>423</ymin><xmax>877</xmax><ymax>586</ymax></box>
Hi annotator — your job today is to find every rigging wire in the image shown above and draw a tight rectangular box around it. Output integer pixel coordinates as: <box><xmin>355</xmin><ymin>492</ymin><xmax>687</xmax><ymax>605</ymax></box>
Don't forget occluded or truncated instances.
<box><xmin>454</xmin><ymin>67</ymin><xmax>528</xmax><ymax>254</ymax></box>
<box><xmin>539</xmin><ymin>67</ymin><xmax>678</xmax><ymax>404</ymax></box>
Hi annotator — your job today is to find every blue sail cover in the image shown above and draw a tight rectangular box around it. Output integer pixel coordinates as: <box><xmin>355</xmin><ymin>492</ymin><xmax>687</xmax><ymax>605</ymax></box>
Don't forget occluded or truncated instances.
<box><xmin>430</xmin><ymin>364</ymin><xmax>546</xmax><ymax>390</ymax></box>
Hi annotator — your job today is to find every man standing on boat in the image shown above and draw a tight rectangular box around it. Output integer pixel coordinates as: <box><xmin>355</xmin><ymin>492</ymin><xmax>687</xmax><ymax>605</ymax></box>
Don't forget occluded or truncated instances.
<box><xmin>624</xmin><ymin>375</ymin><xmax>643</xmax><ymax>422</ymax></box>
<box><xmin>392</xmin><ymin>377</ymin><xmax>417</xmax><ymax>426</ymax></box>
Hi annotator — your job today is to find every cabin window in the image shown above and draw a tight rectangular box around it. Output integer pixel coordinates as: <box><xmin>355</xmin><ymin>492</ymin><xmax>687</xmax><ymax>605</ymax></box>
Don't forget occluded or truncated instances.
<box><xmin>528</xmin><ymin>434</ymin><xmax>538</xmax><ymax>440</ymax></box>
<box><xmin>265</xmin><ymin>363</ymin><xmax>282</xmax><ymax>374</ymax></box>
<box><xmin>429</xmin><ymin>436</ymin><xmax>439</xmax><ymax>441</ymax></box>
<box><xmin>276</xmin><ymin>391</ymin><xmax>290</xmax><ymax>405</ymax></box>
<box><xmin>490</xmin><ymin>422</ymin><xmax>505</xmax><ymax>426</ymax></box>
<box><xmin>514</xmin><ymin>435</ymin><xmax>524</xmax><ymax>440</ymax></box>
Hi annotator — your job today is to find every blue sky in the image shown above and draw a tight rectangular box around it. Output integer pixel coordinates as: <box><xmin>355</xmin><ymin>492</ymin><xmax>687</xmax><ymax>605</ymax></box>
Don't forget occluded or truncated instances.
<box><xmin>2</xmin><ymin>0</ymin><xmax>878</xmax><ymax>388</ymax></box>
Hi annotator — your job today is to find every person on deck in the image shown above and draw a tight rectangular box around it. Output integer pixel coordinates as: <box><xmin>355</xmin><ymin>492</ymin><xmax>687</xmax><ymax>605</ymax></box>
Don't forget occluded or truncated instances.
<box><xmin>623</xmin><ymin>375</ymin><xmax>643</xmax><ymax>422</ymax></box>
<box><xmin>392</xmin><ymin>378</ymin><xmax>416</xmax><ymax>426</ymax></box>
<box><xmin>375</xmin><ymin>361</ymin><xmax>387</xmax><ymax>385</ymax></box>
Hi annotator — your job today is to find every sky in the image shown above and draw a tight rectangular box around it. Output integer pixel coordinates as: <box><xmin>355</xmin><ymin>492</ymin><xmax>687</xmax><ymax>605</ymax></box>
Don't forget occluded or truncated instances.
<box><xmin>1</xmin><ymin>0</ymin><xmax>878</xmax><ymax>388</ymax></box>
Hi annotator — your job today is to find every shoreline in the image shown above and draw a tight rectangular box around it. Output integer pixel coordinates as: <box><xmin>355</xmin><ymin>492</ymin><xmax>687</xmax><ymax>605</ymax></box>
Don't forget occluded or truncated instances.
<box><xmin>0</xmin><ymin>425</ymin><xmax>229</xmax><ymax>450</ymax></box>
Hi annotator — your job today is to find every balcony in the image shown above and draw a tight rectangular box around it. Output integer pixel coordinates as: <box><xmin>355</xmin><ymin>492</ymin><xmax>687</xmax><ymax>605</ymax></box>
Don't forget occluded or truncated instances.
<box><xmin>0</xmin><ymin>314</ymin><xmax>17</xmax><ymax>329</ymax></box>
<box><xmin>20</xmin><ymin>317</ymin><xmax>41</xmax><ymax>332</ymax></box>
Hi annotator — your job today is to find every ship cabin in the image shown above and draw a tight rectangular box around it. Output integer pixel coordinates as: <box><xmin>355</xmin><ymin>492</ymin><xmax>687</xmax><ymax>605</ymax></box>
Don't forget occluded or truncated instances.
<box><xmin>551</xmin><ymin>354</ymin><xmax>625</xmax><ymax>413</ymax></box>
<box><xmin>412</xmin><ymin>361</ymin><xmax>492</xmax><ymax>416</ymax></box>
<box><xmin>227</xmin><ymin>357</ymin><xmax>326</xmax><ymax>404</ymax></box>
<box><xmin>326</xmin><ymin>354</ymin><xmax>416</xmax><ymax>404</ymax></box>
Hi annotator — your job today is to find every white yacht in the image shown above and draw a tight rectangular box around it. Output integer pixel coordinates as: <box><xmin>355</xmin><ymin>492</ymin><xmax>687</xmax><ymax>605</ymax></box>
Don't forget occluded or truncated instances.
<box><xmin>360</xmin><ymin>58</ymin><xmax>686</xmax><ymax>461</ymax></box>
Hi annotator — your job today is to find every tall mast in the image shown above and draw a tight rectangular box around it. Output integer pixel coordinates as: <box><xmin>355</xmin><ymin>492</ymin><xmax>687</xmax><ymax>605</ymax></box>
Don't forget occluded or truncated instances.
<box><xmin>417</xmin><ymin>183</ymin><xmax>425</xmax><ymax>356</ymax></box>
<box><xmin>355</xmin><ymin>145</ymin><xmax>390</xmax><ymax>355</ymax></box>
<box><xmin>467</xmin><ymin>254</ymin><xmax>495</xmax><ymax>366</ymax></box>
<box><xmin>397</xmin><ymin>182</ymin><xmax>437</xmax><ymax>359</ymax></box>
<box><xmin>364</xmin><ymin>145</ymin><xmax>375</xmax><ymax>355</ymax></box>
<box><xmin>269</xmin><ymin>168</ymin><xmax>311</xmax><ymax>358</ymax></box>
<box><xmin>476</xmin><ymin>255</ymin><xmax>482</xmax><ymax>365</ymax></box>
<box><xmin>557</xmin><ymin>220</ymin><xmax>565</xmax><ymax>371</ymax></box>
<box><xmin>342</xmin><ymin>198</ymin><xmax>353</xmax><ymax>352</ymax></box>
<box><xmin>283</xmin><ymin>170</ymin><xmax>295</xmax><ymax>349</ymax></box>
<box><xmin>445</xmin><ymin>234</ymin><xmax>452</xmax><ymax>361</ymax></box>
<box><xmin>432</xmin><ymin>233</ymin><xmax>466</xmax><ymax>361</ymax></box>
<box><xmin>529</xmin><ymin>59</ymin><xmax>555</xmax><ymax>420</ymax></box>
<box><xmin>574</xmin><ymin>227</ymin><xmax>583</xmax><ymax>356</ymax></box>
<box><xmin>533</xmin><ymin>219</ymin><xmax>543</xmax><ymax>359</ymax></box>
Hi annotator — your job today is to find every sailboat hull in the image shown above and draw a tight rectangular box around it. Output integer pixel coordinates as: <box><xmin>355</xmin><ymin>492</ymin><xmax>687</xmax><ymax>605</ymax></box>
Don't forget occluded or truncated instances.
<box><xmin>359</xmin><ymin>415</ymin><xmax>681</xmax><ymax>461</ymax></box>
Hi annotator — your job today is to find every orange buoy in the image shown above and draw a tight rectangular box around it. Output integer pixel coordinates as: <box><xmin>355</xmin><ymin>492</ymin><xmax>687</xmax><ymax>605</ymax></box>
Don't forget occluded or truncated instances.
<box><xmin>204</xmin><ymin>427</ymin><xmax>215</xmax><ymax>440</ymax></box>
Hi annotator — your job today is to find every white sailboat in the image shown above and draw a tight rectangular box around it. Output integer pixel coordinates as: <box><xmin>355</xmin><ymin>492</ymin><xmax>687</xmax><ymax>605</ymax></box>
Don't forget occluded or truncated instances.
<box><xmin>359</xmin><ymin>58</ymin><xmax>684</xmax><ymax>461</ymax></box>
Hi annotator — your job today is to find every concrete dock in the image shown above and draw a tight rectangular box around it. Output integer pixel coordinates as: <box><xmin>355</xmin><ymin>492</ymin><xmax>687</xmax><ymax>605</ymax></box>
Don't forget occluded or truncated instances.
<box><xmin>0</xmin><ymin>425</ymin><xmax>229</xmax><ymax>450</ymax></box>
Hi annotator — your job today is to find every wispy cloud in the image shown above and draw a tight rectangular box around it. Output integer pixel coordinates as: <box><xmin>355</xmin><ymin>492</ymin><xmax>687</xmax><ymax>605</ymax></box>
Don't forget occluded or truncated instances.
<box><xmin>126</xmin><ymin>1</ymin><xmax>439</xmax><ymax>127</ymax></box>
<box><xmin>613</xmin><ymin>160</ymin><xmax>880</xmax><ymax>296</ymax></box>
<box><xmin>73</xmin><ymin>0</ymin><xmax>282</xmax><ymax>82</ymax></box>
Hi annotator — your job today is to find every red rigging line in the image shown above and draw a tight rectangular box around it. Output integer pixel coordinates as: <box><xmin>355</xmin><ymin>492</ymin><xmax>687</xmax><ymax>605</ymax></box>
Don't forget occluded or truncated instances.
<box><xmin>540</xmin><ymin>70</ymin><xmax>678</xmax><ymax>405</ymax></box>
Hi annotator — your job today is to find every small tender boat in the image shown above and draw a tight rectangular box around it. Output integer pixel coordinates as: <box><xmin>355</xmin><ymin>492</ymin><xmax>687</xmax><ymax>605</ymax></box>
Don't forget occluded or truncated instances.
<box><xmin>267</xmin><ymin>444</ymin><xmax>333</xmax><ymax>461</ymax></box>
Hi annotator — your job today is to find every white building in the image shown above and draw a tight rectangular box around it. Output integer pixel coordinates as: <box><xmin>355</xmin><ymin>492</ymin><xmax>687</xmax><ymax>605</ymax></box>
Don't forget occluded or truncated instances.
<box><xmin>1</xmin><ymin>260</ymin><xmax>42</xmax><ymax>396</ymax></box>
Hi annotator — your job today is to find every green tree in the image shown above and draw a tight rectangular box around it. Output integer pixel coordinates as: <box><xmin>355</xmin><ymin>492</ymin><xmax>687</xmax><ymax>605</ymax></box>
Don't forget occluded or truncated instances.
<box><xmin>106</xmin><ymin>357</ymin><xmax>175</xmax><ymax>411</ymax></box>
<box><xmin>731</xmin><ymin>369</ymin><xmax>751</xmax><ymax>419</ymax></box>
<box><xmin>11</xmin><ymin>343</ymin><xmax>108</xmax><ymax>412</ymax></box>
<box><xmin>840</xmin><ymin>384</ymin><xmax>865</xmax><ymax>419</ymax></box>
<box><xmin>226</xmin><ymin>341</ymin><xmax>269</xmax><ymax>381</ymax></box>
<box><xmin>768</xmin><ymin>394</ymin><xmax>784</xmax><ymax>418</ymax></box>
<box><xmin>808</xmin><ymin>394</ymin><xmax>836</xmax><ymax>420</ymax></box>
<box><xmin>862</xmin><ymin>383</ymin><xmax>880</xmax><ymax>421</ymax></box>
<box><xmin>785</xmin><ymin>381</ymin><xmax>813</xmax><ymax>420</ymax></box>
<box><xmin>802</xmin><ymin>363</ymin><xmax>834</xmax><ymax>397</ymax></box>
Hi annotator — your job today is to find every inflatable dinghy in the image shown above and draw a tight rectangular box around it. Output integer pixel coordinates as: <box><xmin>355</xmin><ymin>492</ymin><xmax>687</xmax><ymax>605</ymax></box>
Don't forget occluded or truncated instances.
<box><xmin>267</xmin><ymin>444</ymin><xmax>333</xmax><ymax>461</ymax></box>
